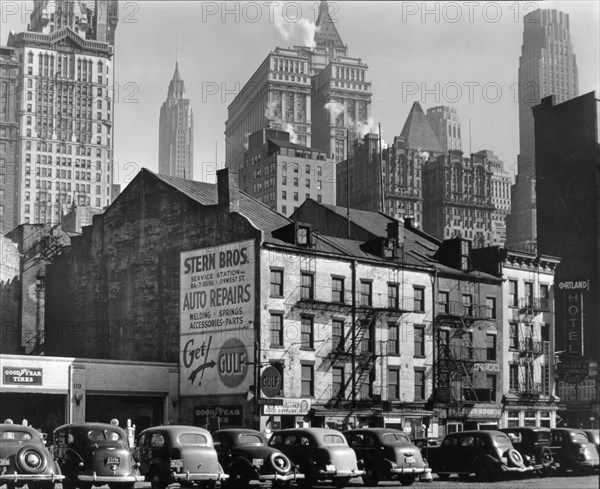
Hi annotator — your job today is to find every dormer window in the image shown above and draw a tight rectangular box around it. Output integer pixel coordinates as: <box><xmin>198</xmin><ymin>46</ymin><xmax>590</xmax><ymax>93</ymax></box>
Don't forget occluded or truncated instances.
<box><xmin>296</xmin><ymin>225</ymin><xmax>310</xmax><ymax>246</ymax></box>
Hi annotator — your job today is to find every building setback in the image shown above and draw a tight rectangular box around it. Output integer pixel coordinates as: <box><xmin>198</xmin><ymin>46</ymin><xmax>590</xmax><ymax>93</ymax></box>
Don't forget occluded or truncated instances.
<box><xmin>240</xmin><ymin>128</ymin><xmax>335</xmax><ymax>215</ymax></box>
<box><xmin>5</xmin><ymin>0</ymin><xmax>119</xmax><ymax>227</ymax></box>
<box><xmin>225</xmin><ymin>1</ymin><xmax>372</xmax><ymax>170</ymax></box>
<box><xmin>158</xmin><ymin>63</ymin><xmax>194</xmax><ymax>179</ymax></box>
<box><xmin>506</xmin><ymin>9</ymin><xmax>579</xmax><ymax>252</ymax></box>
<box><xmin>533</xmin><ymin>92</ymin><xmax>599</xmax><ymax>429</ymax></box>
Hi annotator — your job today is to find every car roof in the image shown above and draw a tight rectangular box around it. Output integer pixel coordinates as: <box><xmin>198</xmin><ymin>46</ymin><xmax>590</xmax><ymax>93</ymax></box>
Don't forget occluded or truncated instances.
<box><xmin>273</xmin><ymin>428</ymin><xmax>343</xmax><ymax>435</ymax></box>
<box><xmin>447</xmin><ymin>430</ymin><xmax>505</xmax><ymax>435</ymax></box>
<box><xmin>54</xmin><ymin>422</ymin><xmax>126</xmax><ymax>433</ymax></box>
<box><xmin>551</xmin><ymin>427</ymin><xmax>587</xmax><ymax>433</ymax></box>
<box><xmin>215</xmin><ymin>428</ymin><xmax>261</xmax><ymax>435</ymax></box>
<box><xmin>500</xmin><ymin>427</ymin><xmax>551</xmax><ymax>432</ymax></box>
<box><xmin>344</xmin><ymin>427</ymin><xmax>405</xmax><ymax>434</ymax></box>
<box><xmin>139</xmin><ymin>425</ymin><xmax>211</xmax><ymax>434</ymax></box>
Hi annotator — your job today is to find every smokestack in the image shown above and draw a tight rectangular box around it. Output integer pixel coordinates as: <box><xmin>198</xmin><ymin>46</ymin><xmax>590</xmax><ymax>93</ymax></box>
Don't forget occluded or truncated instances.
<box><xmin>217</xmin><ymin>168</ymin><xmax>239</xmax><ymax>213</ymax></box>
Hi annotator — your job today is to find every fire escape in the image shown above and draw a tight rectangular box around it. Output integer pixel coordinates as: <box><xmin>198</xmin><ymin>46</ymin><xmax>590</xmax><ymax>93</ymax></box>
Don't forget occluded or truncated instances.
<box><xmin>285</xmin><ymin>283</ymin><xmax>409</xmax><ymax>408</ymax></box>
<box><xmin>20</xmin><ymin>224</ymin><xmax>66</xmax><ymax>354</ymax></box>
<box><xmin>513</xmin><ymin>296</ymin><xmax>548</xmax><ymax>400</ymax></box>
<box><xmin>433</xmin><ymin>284</ymin><xmax>495</xmax><ymax>408</ymax></box>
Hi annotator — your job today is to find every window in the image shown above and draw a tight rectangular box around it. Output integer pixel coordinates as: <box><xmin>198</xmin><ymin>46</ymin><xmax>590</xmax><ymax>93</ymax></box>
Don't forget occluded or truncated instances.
<box><xmin>293</xmin><ymin>192</ymin><xmax>298</xmax><ymax>201</ymax></box>
<box><xmin>388</xmin><ymin>283</ymin><xmax>399</xmax><ymax>308</ymax></box>
<box><xmin>414</xmin><ymin>325</ymin><xmax>425</xmax><ymax>357</ymax></box>
<box><xmin>331</xmin><ymin>277</ymin><xmax>344</xmax><ymax>303</ymax></box>
<box><xmin>332</xmin><ymin>367</ymin><xmax>344</xmax><ymax>398</ymax></box>
<box><xmin>462</xmin><ymin>294</ymin><xmax>473</xmax><ymax>316</ymax></box>
<box><xmin>509</xmin><ymin>323</ymin><xmax>518</xmax><ymax>349</ymax></box>
<box><xmin>486</xmin><ymin>297</ymin><xmax>496</xmax><ymax>319</ymax></box>
<box><xmin>540</xmin><ymin>284</ymin><xmax>549</xmax><ymax>310</ymax></box>
<box><xmin>301</xmin><ymin>316</ymin><xmax>314</xmax><ymax>349</ymax></box>
<box><xmin>438</xmin><ymin>291</ymin><xmax>449</xmax><ymax>314</ymax></box>
<box><xmin>360</xmin><ymin>280</ymin><xmax>372</xmax><ymax>306</ymax></box>
<box><xmin>270</xmin><ymin>313</ymin><xmax>284</xmax><ymax>347</ymax></box>
<box><xmin>388</xmin><ymin>368</ymin><xmax>400</xmax><ymax>399</ymax></box>
<box><xmin>387</xmin><ymin>323</ymin><xmax>399</xmax><ymax>355</ymax></box>
<box><xmin>413</xmin><ymin>286</ymin><xmax>425</xmax><ymax>312</ymax></box>
<box><xmin>414</xmin><ymin>368</ymin><xmax>425</xmax><ymax>400</ymax></box>
<box><xmin>300</xmin><ymin>272</ymin><xmax>314</xmax><ymax>300</ymax></box>
<box><xmin>486</xmin><ymin>333</ymin><xmax>496</xmax><ymax>361</ymax></box>
<box><xmin>270</xmin><ymin>269</ymin><xmax>283</xmax><ymax>297</ymax></box>
<box><xmin>301</xmin><ymin>364</ymin><xmax>314</xmax><ymax>396</ymax></box>
<box><xmin>524</xmin><ymin>282</ymin><xmax>534</xmax><ymax>307</ymax></box>
<box><xmin>332</xmin><ymin>319</ymin><xmax>344</xmax><ymax>351</ymax></box>
<box><xmin>509</xmin><ymin>280</ymin><xmax>518</xmax><ymax>307</ymax></box>
<box><xmin>509</xmin><ymin>364</ymin><xmax>519</xmax><ymax>391</ymax></box>
<box><xmin>361</xmin><ymin>323</ymin><xmax>374</xmax><ymax>353</ymax></box>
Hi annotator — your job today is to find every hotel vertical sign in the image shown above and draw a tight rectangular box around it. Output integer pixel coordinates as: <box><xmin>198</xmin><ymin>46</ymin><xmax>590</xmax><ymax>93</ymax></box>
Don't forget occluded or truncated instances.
<box><xmin>559</xmin><ymin>279</ymin><xmax>588</xmax><ymax>356</ymax></box>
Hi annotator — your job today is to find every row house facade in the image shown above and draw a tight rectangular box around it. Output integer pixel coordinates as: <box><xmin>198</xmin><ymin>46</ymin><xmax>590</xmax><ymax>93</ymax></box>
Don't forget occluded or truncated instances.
<box><xmin>3</xmin><ymin>168</ymin><xmax>559</xmax><ymax>436</ymax></box>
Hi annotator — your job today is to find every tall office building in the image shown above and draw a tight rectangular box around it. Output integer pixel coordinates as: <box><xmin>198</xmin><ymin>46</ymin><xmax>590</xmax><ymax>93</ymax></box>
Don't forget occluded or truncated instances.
<box><xmin>0</xmin><ymin>46</ymin><xmax>20</xmax><ymax>233</ymax></box>
<box><xmin>506</xmin><ymin>9</ymin><xmax>578</xmax><ymax>251</ymax></box>
<box><xmin>426</xmin><ymin>106</ymin><xmax>461</xmax><ymax>153</ymax></box>
<box><xmin>4</xmin><ymin>0</ymin><xmax>118</xmax><ymax>227</ymax></box>
<box><xmin>225</xmin><ymin>1</ymin><xmax>372</xmax><ymax>169</ymax></box>
<box><xmin>477</xmin><ymin>150</ymin><xmax>511</xmax><ymax>247</ymax></box>
<box><xmin>158</xmin><ymin>63</ymin><xmax>194</xmax><ymax>179</ymax></box>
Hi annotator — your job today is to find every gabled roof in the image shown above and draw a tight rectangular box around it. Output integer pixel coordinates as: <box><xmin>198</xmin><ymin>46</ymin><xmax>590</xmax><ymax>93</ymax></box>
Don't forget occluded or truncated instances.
<box><xmin>399</xmin><ymin>102</ymin><xmax>442</xmax><ymax>152</ymax></box>
<box><xmin>314</xmin><ymin>1</ymin><xmax>345</xmax><ymax>50</ymax></box>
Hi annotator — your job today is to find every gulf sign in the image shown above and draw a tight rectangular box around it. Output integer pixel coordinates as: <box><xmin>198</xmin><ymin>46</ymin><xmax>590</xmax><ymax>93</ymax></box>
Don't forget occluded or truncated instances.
<box><xmin>180</xmin><ymin>240</ymin><xmax>255</xmax><ymax>396</ymax></box>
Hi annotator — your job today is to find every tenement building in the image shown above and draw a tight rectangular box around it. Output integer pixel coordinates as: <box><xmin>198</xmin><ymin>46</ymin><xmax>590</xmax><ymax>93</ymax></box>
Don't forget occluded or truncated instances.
<box><xmin>158</xmin><ymin>63</ymin><xmax>194</xmax><ymax>179</ymax></box>
<box><xmin>239</xmin><ymin>128</ymin><xmax>335</xmax><ymax>215</ymax></box>
<box><xmin>533</xmin><ymin>92</ymin><xmax>599</xmax><ymax>429</ymax></box>
<box><xmin>5</xmin><ymin>0</ymin><xmax>118</xmax><ymax>226</ymax></box>
<box><xmin>225</xmin><ymin>1</ymin><xmax>372</xmax><ymax>169</ymax></box>
<box><xmin>39</xmin><ymin>167</ymin><xmax>562</xmax><ymax>435</ymax></box>
<box><xmin>506</xmin><ymin>9</ymin><xmax>579</xmax><ymax>252</ymax></box>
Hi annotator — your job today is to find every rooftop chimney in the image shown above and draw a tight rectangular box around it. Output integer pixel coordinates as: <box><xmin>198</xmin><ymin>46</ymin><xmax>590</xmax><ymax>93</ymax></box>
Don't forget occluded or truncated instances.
<box><xmin>217</xmin><ymin>168</ymin><xmax>239</xmax><ymax>213</ymax></box>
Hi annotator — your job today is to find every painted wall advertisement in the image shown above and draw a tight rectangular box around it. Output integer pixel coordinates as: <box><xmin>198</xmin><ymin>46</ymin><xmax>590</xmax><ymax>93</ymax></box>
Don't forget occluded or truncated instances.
<box><xmin>180</xmin><ymin>240</ymin><xmax>255</xmax><ymax>396</ymax></box>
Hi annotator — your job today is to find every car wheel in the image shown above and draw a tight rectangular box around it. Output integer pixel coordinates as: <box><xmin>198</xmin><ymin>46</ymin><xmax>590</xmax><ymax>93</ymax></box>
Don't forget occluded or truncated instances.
<box><xmin>506</xmin><ymin>448</ymin><xmax>524</xmax><ymax>467</ymax></box>
<box><xmin>362</xmin><ymin>469</ymin><xmax>380</xmax><ymax>486</ymax></box>
<box><xmin>475</xmin><ymin>461</ymin><xmax>498</xmax><ymax>482</ymax></box>
<box><xmin>271</xmin><ymin>482</ymin><xmax>291</xmax><ymax>489</ymax></box>
<box><xmin>109</xmin><ymin>484</ymin><xmax>136</xmax><ymax>489</ymax></box>
<box><xmin>398</xmin><ymin>474</ymin><xmax>416</xmax><ymax>486</ymax></box>
<box><xmin>539</xmin><ymin>447</ymin><xmax>553</xmax><ymax>477</ymax></box>
<box><xmin>16</xmin><ymin>446</ymin><xmax>48</xmax><ymax>474</ymax></box>
<box><xmin>151</xmin><ymin>474</ymin><xmax>167</xmax><ymax>489</ymax></box>
<box><xmin>332</xmin><ymin>476</ymin><xmax>351</xmax><ymax>488</ymax></box>
<box><xmin>227</xmin><ymin>462</ymin><xmax>251</xmax><ymax>489</ymax></box>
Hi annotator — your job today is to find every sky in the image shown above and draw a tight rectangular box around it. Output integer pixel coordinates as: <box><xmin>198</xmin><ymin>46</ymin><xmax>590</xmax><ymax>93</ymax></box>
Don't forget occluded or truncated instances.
<box><xmin>1</xmin><ymin>1</ymin><xmax>599</xmax><ymax>186</ymax></box>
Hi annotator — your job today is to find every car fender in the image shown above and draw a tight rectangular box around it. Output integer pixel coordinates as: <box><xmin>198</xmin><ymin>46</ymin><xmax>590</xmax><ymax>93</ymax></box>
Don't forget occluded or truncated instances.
<box><xmin>230</xmin><ymin>456</ymin><xmax>259</xmax><ymax>474</ymax></box>
<box><xmin>147</xmin><ymin>458</ymin><xmax>171</xmax><ymax>482</ymax></box>
<box><xmin>474</xmin><ymin>453</ymin><xmax>501</xmax><ymax>471</ymax></box>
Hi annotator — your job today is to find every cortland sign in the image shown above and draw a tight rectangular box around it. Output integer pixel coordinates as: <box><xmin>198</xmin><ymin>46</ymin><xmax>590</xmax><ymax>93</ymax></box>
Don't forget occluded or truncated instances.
<box><xmin>180</xmin><ymin>240</ymin><xmax>255</xmax><ymax>396</ymax></box>
<box><xmin>558</xmin><ymin>280</ymin><xmax>590</xmax><ymax>291</ymax></box>
<box><xmin>3</xmin><ymin>367</ymin><xmax>43</xmax><ymax>385</ymax></box>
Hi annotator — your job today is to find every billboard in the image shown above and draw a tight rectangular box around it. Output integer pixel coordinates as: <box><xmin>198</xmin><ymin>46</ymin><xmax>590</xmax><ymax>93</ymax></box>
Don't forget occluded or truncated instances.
<box><xmin>180</xmin><ymin>240</ymin><xmax>255</xmax><ymax>396</ymax></box>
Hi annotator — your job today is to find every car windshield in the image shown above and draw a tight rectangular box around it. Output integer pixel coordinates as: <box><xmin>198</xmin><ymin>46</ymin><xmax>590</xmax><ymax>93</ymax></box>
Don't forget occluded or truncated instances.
<box><xmin>88</xmin><ymin>429</ymin><xmax>122</xmax><ymax>442</ymax></box>
<box><xmin>323</xmin><ymin>434</ymin><xmax>346</xmax><ymax>446</ymax></box>
<box><xmin>238</xmin><ymin>433</ymin><xmax>264</xmax><ymax>445</ymax></box>
<box><xmin>383</xmin><ymin>433</ymin><xmax>411</xmax><ymax>444</ymax></box>
<box><xmin>535</xmin><ymin>432</ymin><xmax>551</xmax><ymax>442</ymax></box>
<box><xmin>0</xmin><ymin>430</ymin><xmax>33</xmax><ymax>441</ymax></box>
<box><xmin>179</xmin><ymin>433</ymin><xmax>208</xmax><ymax>445</ymax></box>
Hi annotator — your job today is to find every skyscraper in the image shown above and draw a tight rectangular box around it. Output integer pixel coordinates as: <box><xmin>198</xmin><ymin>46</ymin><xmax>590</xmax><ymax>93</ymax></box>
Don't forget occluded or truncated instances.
<box><xmin>159</xmin><ymin>63</ymin><xmax>194</xmax><ymax>179</ymax></box>
<box><xmin>506</xmin><ymin>9</ymin><xmax>578</xmax><ymax>251</ymax></box>
<box><xmin>5</xmin><ymin>0</ymin><xmax>118</xmax><ymax>227</ymax></box>
<box><xmin>426</xmin><ymin>106</ymin><xmax>461</xmax><ymax>153</ymax></box>
<box><xmin>225</xmin><ymin>1</ymin><xmax>372</xmax><ymax>169</ymax></box>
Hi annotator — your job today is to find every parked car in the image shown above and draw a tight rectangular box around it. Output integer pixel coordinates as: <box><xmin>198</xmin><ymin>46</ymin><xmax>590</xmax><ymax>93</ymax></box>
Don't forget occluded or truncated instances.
<box><xmin>500</xmin><ymin>427</ymin><xmax>557</xmax><ymax>476</ymax></box>
<box><xmin>411</xmin><ymin>437</ymin><xmax>439</xmax><ymax>450</ymax></box>
<box><xmin>551</xmin><ymin>427</ymin><xmax>600</xmax><ymax>474</ymax></box>
<box><xmin>0</xmin><ymin>423</ymin><xmax>64</xmax><ymax>489</ymax></box>
<box><xmin>213</xmin><ymin>428</ymin><xmax>303</xmax><ymax>488</ymax></box>
<box><xmin>268</xmin><ymin>428</ymin><xmax>364</xmax><ymax>488</ymax></box>
<box><xmin>53</xmin><ymin>422</ymin><xmax>143</xmax><ymax>489</ymax></box>
<box><xmin>135</xmin><ymin>425</ymin><xmax>227</xmax><ymax>489</ymax></box>
<box><xmin>582</xmin><ymin>429</ymin><xmax>600</xmax><ymax>455</ymax></box>
<box><xmin>344</xmin><ymin>427</ymin><xmax>427</xmax><ymax>486</ymax></box>
<box><xmin>425</xmin><ymin>430</ymin><xmax>534</xmax><ymax>481</ymax></box>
